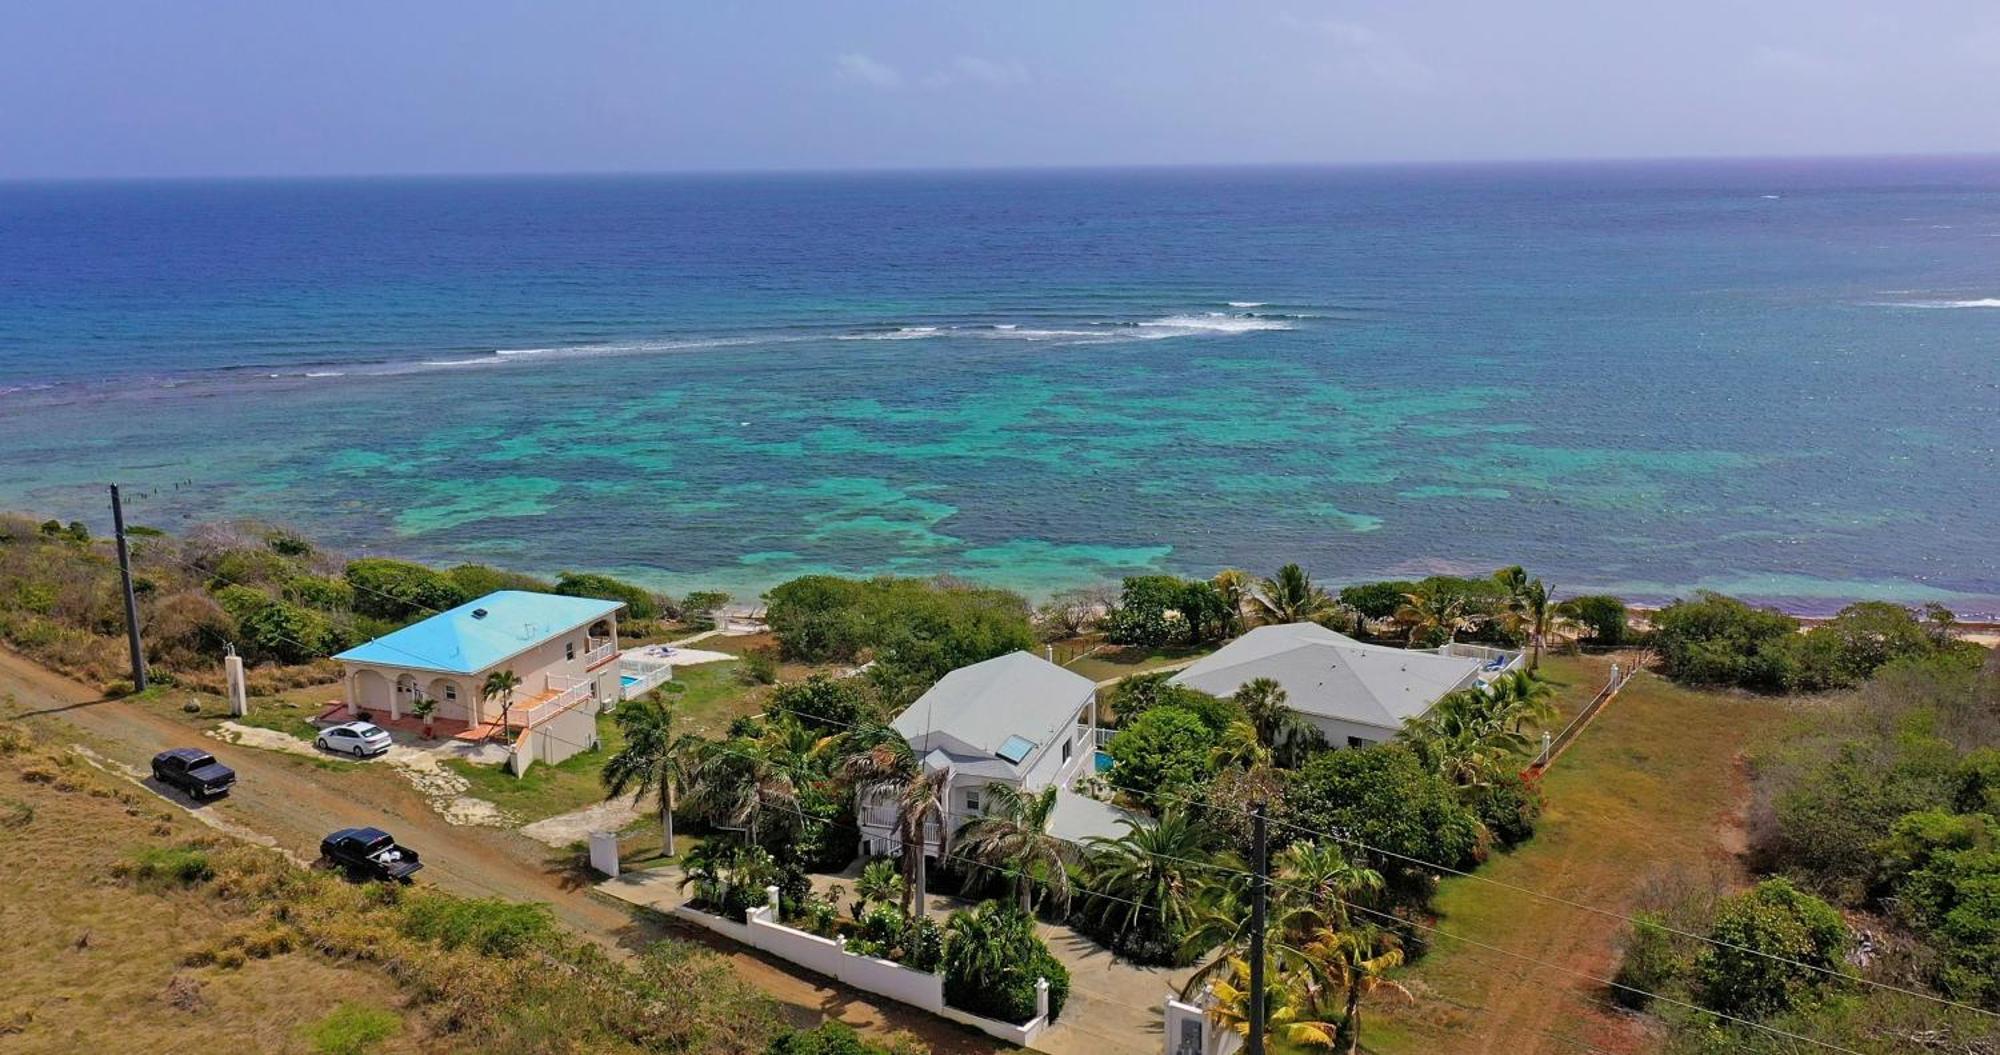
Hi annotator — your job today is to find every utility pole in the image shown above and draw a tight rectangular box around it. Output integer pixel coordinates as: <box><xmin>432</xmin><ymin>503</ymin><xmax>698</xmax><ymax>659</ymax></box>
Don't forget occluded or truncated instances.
<box><xmin>1248</xmin><ymin>800</ymin><xmax>1268</xmax><ymax>1055</ymax></box>
<box><xmin>110</xmin><ymin>484</ymin><xmax>147</xmax><ymax>692</ymax></box>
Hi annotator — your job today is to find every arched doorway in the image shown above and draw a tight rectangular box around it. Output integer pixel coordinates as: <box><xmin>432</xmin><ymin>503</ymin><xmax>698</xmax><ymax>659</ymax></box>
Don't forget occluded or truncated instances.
<box><xmin>350</xmin><ymin>668</ymin><xmax>392</xmax><ymax>717</ymax></box>
<box><xmin>393</xmin><ymin>674</ymin><xmax>421</xmax><ymax>721</ymax></box>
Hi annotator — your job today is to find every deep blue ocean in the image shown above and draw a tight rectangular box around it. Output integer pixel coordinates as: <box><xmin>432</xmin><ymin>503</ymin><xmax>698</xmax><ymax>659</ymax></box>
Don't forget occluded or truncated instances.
<box><xmin>2</xmin><ymin>160</ymin><xmax>1996</xmax><ymax>614</ymax></box>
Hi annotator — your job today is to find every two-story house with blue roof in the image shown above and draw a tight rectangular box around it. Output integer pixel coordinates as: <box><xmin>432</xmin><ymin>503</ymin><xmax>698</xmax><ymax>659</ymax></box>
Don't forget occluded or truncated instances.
<box><xmin>333</xmin><ymin>591</ymin><xmax>625</xmax><ymax>755</ymax></box>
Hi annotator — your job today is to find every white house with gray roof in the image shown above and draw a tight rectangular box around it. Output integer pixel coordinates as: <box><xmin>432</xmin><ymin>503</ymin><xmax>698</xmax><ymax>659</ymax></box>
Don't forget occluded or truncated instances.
<box><xmin>859</xmin><ymin>650</ymin><xmax>1132</xmax><ymax>858</ymax></box>
<box><xmin>1169</xmin><ymin>623</ymin><xmax>1521</xmax><ymax>748</ymax></box>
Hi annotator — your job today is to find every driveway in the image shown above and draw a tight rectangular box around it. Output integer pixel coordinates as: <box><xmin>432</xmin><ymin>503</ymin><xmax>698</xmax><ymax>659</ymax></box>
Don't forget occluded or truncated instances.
<box><xmin>603</xmin><ymin>859</ymin><xmax>1180</xmax><ymax>1055</ymax></box>
<box><xmin>0</xmin><ymin>647</ymin><xmax>1018</xmax><ymax>1055</ymax></box>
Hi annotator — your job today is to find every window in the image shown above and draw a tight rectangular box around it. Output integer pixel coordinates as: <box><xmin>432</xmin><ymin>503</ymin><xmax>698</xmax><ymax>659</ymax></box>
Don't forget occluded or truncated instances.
<box><xmin>566</xmin><ymin>641</ymin><xmax>576</xmax><ymax>661</ymax></box>
<box><xmin>1346</xmin><ymin>736</ymin><xmax>1375</xmax><ymax>749</ymax></box>
<box><xmin>1062</xmin><ymin>740</ymin><xmax>1072</xmax><ymax>763</ymax></box>
<box><xmin>443</xmin><ymin>684</ymin><xmax>457</xmax><ymax>701</ymax></box>
<box><xmin>965</xmin><ymin>789</ymin><xmax>981</xmax><ymax>812</ymax></box>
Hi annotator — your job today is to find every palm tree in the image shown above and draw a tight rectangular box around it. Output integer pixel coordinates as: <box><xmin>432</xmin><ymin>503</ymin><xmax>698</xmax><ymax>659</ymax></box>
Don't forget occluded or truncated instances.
<box><xmin>953</xmin><ymin>783</ymin><xmax>1074</xmax><ymax>913</ymax></box>
<box><xmin>1401</xmin><ymin>689</ymin><xmax>1533</xmax><ymax>787</ymax></box>
<box><xmin>682</xmin><ymin>727</ymin><xmax>804</xmax><ymax>849</ymax></box>
<box><xmin>1300</xmin><ymin>925</ymin><xmax>1412</xmax><ymax>1054</ymax></box>
<box><xmin>840</xmin><ymin>726</ymin><xmax>950</xmax><ymax>917</ymax></box>
<box><xmin>481</xmin><ymin>668</ymin><xmax>522</xmax><ymax>731</ymax></box>
<box><xmin>1082</xmin><ymin>809</ymin><xmax>1214</xmax><ymax>947</ymax></box>
<box><xmin>1495</xmin><ymin>571</ymin><xmax>1577</xmax><ymax>669</ymax></box>
<box><xmin>601</xmin><ymin>696</ymin><xmax>704</xmax><ymax>857</ymax></box>
<box><xmin>1251</xmin><ymin>564</ymin><xmax>1338</xmax><ymax>626</ymax></box>
<box><xmin>1232</xmin><ymin>677</ymin><xmax>1324</xmax><ymax>767</ymax></box>
<box><xmin>1205</xmin><ymin>956</ymin><xmax>1342</xmax><ymax>1050</ymax></box>
<box><xmin>1209</xmin><ymin>720</ymin><xmax>1272</xmax><ymax>771</ymax></box>
<box><xmin>854</xmin><ymin>857</ymin><xmax>905</xmax><ymax>916</ymax></box>
<box><xmin>1212</xmin><ymin>568</ymin><xmax>1254</xmax><ymax>633</ymax></box>
<box><xmin>1273</xmin><ymin>841</ymin><xmax>1383</xmax><ymax>935</ymax></box>
<box><xmin>1485</xmin><ymin>669</ymin><xmax>1558</xmax><ymax>733</ymax></box>
<box><xmin>1393</xmin><ymin>591</ymin><xmax>1475</xmax><ymax>646</ymax></box>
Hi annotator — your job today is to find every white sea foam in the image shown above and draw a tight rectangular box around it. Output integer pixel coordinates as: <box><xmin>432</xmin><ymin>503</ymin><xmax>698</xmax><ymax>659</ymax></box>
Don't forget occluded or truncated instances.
<box><xmin>1227</xmin><ymin>301</ymin><xmax>1267</xmax><ymax>307</ymax></box>
<box><xmin>421</xmin><ymin>356</ymin><xmax>502</xmax><ymax>367</ymax></box>
<box><xmin>494</xmin><ymin>347</ymin><xmax>553</xmax><ymax>356</ymax></box>
<box><xmin>1132</xmin><ymin>313</ymin><xmax>1293</xmax><ymax>337</ymax></box>
<box><xmin>836</xmin><ymin>326</ymin><xmax>942</xmax><ymax>341</ymax></box>
<box><xmin>1892</xmin><ymin>298</ymin><xmax>2000</xmax><ymax>309</ymax></box>
<box><xmin>305</xmin><ymin>371</ymin><xmax>346</xmax><ymax>378</ymax></box>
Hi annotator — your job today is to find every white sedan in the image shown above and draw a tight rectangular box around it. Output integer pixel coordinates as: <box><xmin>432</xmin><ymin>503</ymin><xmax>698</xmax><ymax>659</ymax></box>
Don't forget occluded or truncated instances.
<box><xmin>314</xmin><ymin>721</ymin><xmax>393</xmax><ymax>758</ymax></box>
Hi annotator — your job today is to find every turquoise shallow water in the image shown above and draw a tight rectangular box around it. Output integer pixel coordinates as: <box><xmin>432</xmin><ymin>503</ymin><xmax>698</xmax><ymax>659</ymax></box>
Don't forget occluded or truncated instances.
<box><xmin>1</xmin><ymin>162</ymin><xmax>1996</xmax><ymax>614</ymax></box>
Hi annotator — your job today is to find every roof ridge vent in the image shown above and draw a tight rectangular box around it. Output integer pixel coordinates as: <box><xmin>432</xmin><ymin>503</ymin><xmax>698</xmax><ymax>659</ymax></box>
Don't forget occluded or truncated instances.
<box><xmin>471</xmin><ymin>608</ymin><xmax>489</xmax><ymax>619</ymax></box>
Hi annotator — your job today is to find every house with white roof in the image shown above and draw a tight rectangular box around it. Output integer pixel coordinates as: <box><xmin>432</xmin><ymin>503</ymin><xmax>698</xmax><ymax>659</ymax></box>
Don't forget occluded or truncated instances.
<box><xmin>333</xmin><ymin>590</ymin><xmax>624</xmax><ymax>756</ymax></box>
<box><xmin>1169</xmin><ymin>623</ymin><xmax>1521</xmax><ymax>748</ymax></box>
<box><xmin>859</xmin><ymin>650</ymin><xmax>1133</xmax><ymax>858</ymax></box>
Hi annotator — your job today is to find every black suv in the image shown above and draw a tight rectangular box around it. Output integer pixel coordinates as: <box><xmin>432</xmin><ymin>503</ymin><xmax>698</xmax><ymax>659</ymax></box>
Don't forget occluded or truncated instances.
<box><xmin>150</xmin><ymin>748</ymin><xmax>237</xmax><ymax>800</ymax></box>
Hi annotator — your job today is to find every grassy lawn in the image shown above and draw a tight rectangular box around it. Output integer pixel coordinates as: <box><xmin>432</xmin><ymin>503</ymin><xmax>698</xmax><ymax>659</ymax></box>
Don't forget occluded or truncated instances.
<box><xmin>1367</xmin><ymin>659</ymin><xmax>1766</xmax><ymax>1055</ymax></box>
<box><xmin>1060</xmin><ymin>638</ymin><xmax>1221</xmax><ymax>684</ymax></box>
<box><xmin>441</xmin><ymin>661</ymin><xmax>759</xmax><ymax>823</ymax></box>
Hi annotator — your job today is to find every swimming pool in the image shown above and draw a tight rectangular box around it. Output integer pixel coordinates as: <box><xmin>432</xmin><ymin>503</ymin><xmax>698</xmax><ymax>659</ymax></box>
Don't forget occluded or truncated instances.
<box><xmin>620</xmin><ymin>674</ymin><xmax>640</xmax><ymax>687</ymax></box>
<box><xmin>1093</xmin><ymin>750</ymin><xmax>1114</xmax><ymax>774</ymax></box>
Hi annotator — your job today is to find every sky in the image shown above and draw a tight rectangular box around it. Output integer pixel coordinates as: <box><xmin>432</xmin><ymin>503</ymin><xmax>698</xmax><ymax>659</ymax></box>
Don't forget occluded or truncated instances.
<box><xmin>5</xmin><ymin>1</ymin><xmax>2000</xmax><ymax>179</ymax></box>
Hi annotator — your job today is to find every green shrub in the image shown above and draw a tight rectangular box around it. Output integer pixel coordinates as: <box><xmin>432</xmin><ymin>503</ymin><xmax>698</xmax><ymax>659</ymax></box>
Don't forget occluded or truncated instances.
<box><xmin>1103</xmin><ymin>575</ymin><xmax>1231</xmax><ymax>647</ymax></box>
<box><xmin>941</xmin><ymin>901</ymin><xmax>1070</xmax><ymax>1023</ymax></box>
<box><xmin>1957</xmin><ymin>748</ymin><xmax>2000</xmax><ymax>816</ymax></box>
<box><xmin>303</xmin><ymin>1003</ymin><xmax>400</xmax><ymax>1055</ymax></box>
<box><xmin>344</xmin><ymin>558</ymin><xmax>466</xmax><ymax>620</ymax></box>
<box><xmin>763</xmin><ymin>576</ymin><xmax>1034</xmax><ymax>705</ymax></box>
<box><xmin>1284</xmin><ymin>744</ymin><xmax>1483</xmax><ymax>900</ymax></box>
<box><xmin>1470</xmin><ymin>768</ymin><xmax>1545</xmax><ymax>849</ymax></box>
<box><xmin>1338</xmin><ymin>580</ymin><xmax>1416</xmax><ymax>622</ymax></box>
<box><xmin>738</xmin><ymin>649</ymin><xmax>780</xmax><ymax>686</ymax></box>
<box><xmin>1561</xmin><ymin>594</ymin><xmax>1629</xmax><ymax>647</ymax></box>
<box><xmin>444</xmin><ymin>563</ymin><xmax>554</xmax><ymax>597</ymax></box>
<box><xmin>769</xmin><ymin>674</ymin><xmax>867</xmax><ymax>730</ymax></box>
<box><xmin>1104</xmin><ymin>707</ymin><xmax>1216</xmax><ymax>805</ymax></box>
<box><xmin>767</xmin><ymin>1023</ymin><xmax>899</xmax><ymax>1055</ymax></box>
<box><xmin>1107</xmin><ymin>671</ymin><xmax>1217</xmax><ymax>727</ymax></box>
<box><xmin>1693</xmin><ymin>879</ymin><xmax>1849</xmax><ymax>1018</ymax></box>
<box><xmin>1653</xmin><ymin>591</ymin><xmax>1800</xmax><ymax>690</ymax></box>
<box><xmin>283</xmin><ymin>574</ymin><xmax>354</xmax><ymax>611</ymax></box>
<box><xmin>554</xmin><ymin>571</ymin><xmax>665</xmax><ymax>620</ymax></box>
<box><xmin>399</xmin><ymin>892</ymin><xmax>556</xmax><ymax>957</ymax></box>
<box><xmin>1611</xmin><ymin>912</ymin><xmax>1680</xmax><ymax>1009</ymax></box>
<box><xmin>237</xmin><ymin>600</ymin><xmax>341</xmax><ymax>664</ymax></box>
<box><xmin>127</xmin><ymin>845</ymin><xmax>214</xmax><ymax>886</ymax></box>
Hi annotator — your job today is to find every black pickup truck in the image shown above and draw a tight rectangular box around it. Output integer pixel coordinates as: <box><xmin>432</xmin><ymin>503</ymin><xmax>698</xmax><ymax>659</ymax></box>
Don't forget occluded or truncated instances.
<box><xmin>150</xmin><ymin>748</ymin><xmax>237</xmax><ymax>800</ymax></box>
<box><xmin>320</xmin><ymin>826</ymin><xmax>423</xmax><ymax>881</ymax></box>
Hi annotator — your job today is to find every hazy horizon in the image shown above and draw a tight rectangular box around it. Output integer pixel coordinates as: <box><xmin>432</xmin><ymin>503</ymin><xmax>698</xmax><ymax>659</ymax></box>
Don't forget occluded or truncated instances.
<box><xmin>9</xmin><ymin>1</ymin><xmax>2000</xmax><ymax>180</ymax></box>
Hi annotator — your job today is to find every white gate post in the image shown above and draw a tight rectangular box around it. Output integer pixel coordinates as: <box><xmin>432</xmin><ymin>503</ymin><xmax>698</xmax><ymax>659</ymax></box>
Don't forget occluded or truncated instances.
<box><xmin>588</xmin><ymin>830</ymin><xmax>620</xmax><ymax>878</ymax></box>
<box><xmin>224</xmin><ymin>647</ymin><xmax>248</xmax><ymax>717</ymax></box>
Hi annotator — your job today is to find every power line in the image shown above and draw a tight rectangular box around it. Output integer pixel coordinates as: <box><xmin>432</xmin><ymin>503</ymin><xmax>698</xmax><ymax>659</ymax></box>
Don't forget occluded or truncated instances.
<box><xmin>112</xmin><ymin>498</ymin><xmax>1980</xmax><ymax>1039</ymax></box>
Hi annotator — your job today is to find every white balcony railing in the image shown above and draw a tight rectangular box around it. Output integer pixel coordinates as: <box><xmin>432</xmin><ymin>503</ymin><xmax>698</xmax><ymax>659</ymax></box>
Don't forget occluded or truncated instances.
<box><xmin>583</xmin><ymin>638</ymin><xmax>616</xmax><ymax>666</ymax></box>
<box><xmin>517</xmin><ymin>675</ymin><xmax>592</xmax><ymax>727</ymax></box>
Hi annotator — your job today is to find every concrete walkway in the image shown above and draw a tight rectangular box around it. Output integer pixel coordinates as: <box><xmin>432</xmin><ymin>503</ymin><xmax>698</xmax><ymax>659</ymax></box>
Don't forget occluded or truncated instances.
<box><xmin>598</xmin><ymin>864</ymin><xmax>1184</xmax><ymax>1055</ymax></box>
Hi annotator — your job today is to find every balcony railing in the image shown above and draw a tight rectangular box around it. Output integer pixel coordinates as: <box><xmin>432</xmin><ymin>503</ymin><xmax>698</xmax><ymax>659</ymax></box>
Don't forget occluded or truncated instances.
<box><xmin>619</xmin><ymin>658</ymin><xmax>672</xmax><ymax>700</ymax></box>
<box><xmin>583</xmin><ymin>638</ymin><xmax>616</xmax><ymax>666</ymax></box>
<box><xmin>517</xmin><ymin>675</ymin><xmax>592</xmax><ymax>728</ymax></box>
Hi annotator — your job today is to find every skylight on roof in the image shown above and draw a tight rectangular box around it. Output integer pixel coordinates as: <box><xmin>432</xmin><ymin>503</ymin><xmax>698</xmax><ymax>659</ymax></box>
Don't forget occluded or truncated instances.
<box><xmin>995</xmin><ymin>735</ymin><xmax>1036</xmax><ymax>765</ymax></box>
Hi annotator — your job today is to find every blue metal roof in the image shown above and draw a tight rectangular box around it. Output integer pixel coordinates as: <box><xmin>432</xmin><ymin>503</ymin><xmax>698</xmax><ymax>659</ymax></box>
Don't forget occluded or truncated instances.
<box><xmin>333</xmin><ymin>590</ymin><xmax>624</xmax><ymax>674</ymax></box>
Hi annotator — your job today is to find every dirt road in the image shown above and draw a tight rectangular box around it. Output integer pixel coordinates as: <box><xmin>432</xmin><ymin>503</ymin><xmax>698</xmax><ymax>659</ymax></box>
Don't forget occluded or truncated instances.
<box><xmin>0</xmin><ymin>647</ymin><xmax>1017</xmax><ymax>1055</ymax></box>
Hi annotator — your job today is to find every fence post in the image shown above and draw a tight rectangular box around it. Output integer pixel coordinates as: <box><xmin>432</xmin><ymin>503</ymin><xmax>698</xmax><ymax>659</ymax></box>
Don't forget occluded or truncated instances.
<box><xmin>1035</xmin><ymin>976</ymin><xmax>1050</xmax><ymax>1021</ymax></box>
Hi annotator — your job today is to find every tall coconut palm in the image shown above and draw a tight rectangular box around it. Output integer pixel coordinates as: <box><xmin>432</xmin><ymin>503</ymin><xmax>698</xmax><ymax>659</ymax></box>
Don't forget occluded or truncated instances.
<box><xmin>953</xmin><ymin>783</ymin><xmax>1073</xmax><ymax>913</ymax></box>
<box><xmin>1083</xmin><ymin>809</ymin><xmax>1214</xmax><ymax>948</ymax></box>
<box><xmin>840</xmin><ymin>726</ymin><xmax>950</xmax><ymax>917</ymax></box>
<box><xmin>1251</xmin><ymin>564</ymin><xmax>1339</xmax><ymax>627</ymax></box>
<box><xmin>1393</xmin><ymin>591</ymin><xmax>1475</xmax><ymax>646</ymax></box>
<box><xmin>481</xmin><ymin>668</ymin><xmax>522</xmax><ymax>730</ymax></box>
<box><xmin>1212</xmin><ymin>568</ymin><xmax>1255</xmax><ymax>633</ymax></box>
<box><xmin>601</xmin><ymin>695</ymin><xmax>704</xmax><ymax>857</ymax></box>
<box><xmin>1232</xmin><ymin>677</ymin><xmax>1324</xmax><ymax>768</ymax></box>
<box><xmin>1496</xmin><ymin>572</ymin><xmax>1577</xmax><ymax>669</ymax></box>
<box><xmin>1205</xmin><ymin>956</ymin><xmax>1342</xmax><ymax>1050</ymax></box>
<box><xmin>1300</xmin><ymin>925</ymin><xmax>1412</xmax><ymax>1054</ymax></box>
